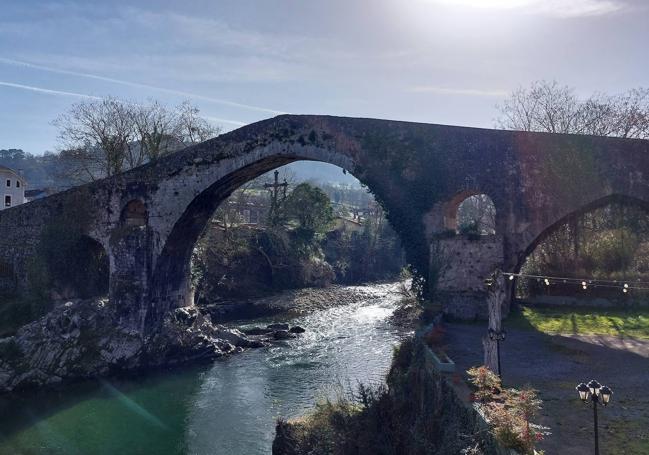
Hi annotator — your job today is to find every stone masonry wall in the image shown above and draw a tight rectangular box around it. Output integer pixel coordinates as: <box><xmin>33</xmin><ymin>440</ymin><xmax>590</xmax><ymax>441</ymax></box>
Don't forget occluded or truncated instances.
<box><xmin>434</xmin><ymin>235</ymin><xmax>504</xmax><ymax>320</ymax></box>
<box><xmin>437</xmin><ymin>235</ymin><xmax>504</xmax><ymax>293</ymax></box>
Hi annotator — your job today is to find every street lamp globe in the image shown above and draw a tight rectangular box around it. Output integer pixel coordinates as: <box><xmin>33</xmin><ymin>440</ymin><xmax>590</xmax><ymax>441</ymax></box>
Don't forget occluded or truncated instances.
<box><xmin>600</xmin><ymin>386</ymin><xmax>613</xmax><ymax>406</ymax></box>
<box><xmin>587</xmin><ymin>379</ymin><xmax>601</xmax><ymax>396</ymax></box>
<box><xmin>576</xmin><ymin>383</ymin><xmax>590</xmax><ymax>401</ymax></box>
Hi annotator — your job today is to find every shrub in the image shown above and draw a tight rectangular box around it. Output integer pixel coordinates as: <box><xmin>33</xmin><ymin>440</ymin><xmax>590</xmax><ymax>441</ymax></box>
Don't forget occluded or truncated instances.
<box><xmin>467</xmin><ymin>366</ymin><xmax>501</xmax><ymax>402</ymax></box>
<box><xmin>467</xmin><ymin>366</ymin><xmax>549</xmax><ymax>454</ymax></box>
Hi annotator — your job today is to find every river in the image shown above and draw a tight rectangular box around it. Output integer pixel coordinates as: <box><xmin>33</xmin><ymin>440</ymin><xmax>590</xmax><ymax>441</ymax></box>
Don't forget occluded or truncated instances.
<box><xmin>0</xmin><ymin>283</ymin><xmax>409</xmax><ymax>455</ymax></box>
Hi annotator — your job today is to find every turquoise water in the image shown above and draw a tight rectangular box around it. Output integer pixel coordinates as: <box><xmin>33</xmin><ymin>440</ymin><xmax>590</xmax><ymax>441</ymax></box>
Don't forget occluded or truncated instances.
<box><xmin>0</xmin><ymin>286</ymin><xmax>407</xmax><ymax>454</ymax></box>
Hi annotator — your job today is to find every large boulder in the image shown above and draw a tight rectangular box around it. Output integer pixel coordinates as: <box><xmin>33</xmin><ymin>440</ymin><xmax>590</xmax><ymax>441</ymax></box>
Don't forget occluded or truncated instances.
<box><xmin>0</xmin><ymin>300</ymin><xmax>261</xmax><ymax>393</ymax></box>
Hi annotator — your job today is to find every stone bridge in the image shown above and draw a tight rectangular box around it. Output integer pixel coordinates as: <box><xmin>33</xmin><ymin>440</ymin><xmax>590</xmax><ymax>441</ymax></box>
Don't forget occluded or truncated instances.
<box><xmin>2</xmin><ymin>115</ymin><xmax>649</xmax><ymax>328</ymax></box>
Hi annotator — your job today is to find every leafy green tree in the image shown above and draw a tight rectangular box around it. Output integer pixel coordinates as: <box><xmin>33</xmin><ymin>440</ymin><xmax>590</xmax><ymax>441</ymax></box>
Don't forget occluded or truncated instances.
<box><xmin>285</xmin><ymin>183</ymin><xmax>334</xmax><ymax>237</ymax></box>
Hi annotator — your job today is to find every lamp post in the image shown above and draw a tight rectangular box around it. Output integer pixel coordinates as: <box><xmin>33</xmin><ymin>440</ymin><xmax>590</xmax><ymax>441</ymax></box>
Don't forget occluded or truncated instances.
<box><xmin>488</xmin><ymin>328</ymin><xmax>506</xmax><ymax>378</ymax></box>
<box><xmin>576</xmin><ymin>380</ymin><xmax>613</xmax><ymax>455</ymax></box>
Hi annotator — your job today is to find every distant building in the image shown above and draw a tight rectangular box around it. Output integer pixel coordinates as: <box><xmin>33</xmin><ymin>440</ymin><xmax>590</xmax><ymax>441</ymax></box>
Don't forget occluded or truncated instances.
<box><xmin>0</xmin><ymin>165</ymin><xmax>26</xmax><ymax>210</ymax></box>
<box><xmin>333</xmin><ymin>216</ymin><xmax>363</xmax><ymax>233</ymax></box>
<box><xmin>234</xmin><ymin>200</ymin><xmax>268</xmax><ymax>225</ymax></box>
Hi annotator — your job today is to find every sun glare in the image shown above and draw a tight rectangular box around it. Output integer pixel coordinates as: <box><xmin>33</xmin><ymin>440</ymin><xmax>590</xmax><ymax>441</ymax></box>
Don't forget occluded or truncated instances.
<box><xmin>428</xmin><ymin>0</ymin><xmax>537</xmax><ymax>9</ymax></box>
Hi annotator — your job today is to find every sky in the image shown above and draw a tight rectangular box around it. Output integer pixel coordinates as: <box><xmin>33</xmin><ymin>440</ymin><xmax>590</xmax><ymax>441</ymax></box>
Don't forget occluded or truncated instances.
<box><xmin>0</xmin><ymin>0</ymin><xmax>648</xmax><ymax>155</ymax></box>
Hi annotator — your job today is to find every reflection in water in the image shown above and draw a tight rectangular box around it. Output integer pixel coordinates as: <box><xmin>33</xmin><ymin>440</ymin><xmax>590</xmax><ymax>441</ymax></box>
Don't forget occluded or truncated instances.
<box><xmin>0</xmin><ymin>284</ymin><xmax>408</xmax><ymax>455</ymax></box>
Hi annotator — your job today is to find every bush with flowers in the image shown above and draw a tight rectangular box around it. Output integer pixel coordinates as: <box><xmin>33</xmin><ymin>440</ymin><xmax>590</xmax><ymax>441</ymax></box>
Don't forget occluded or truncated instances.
<box><xmin>467</xmin><ymin>366</ymin><xmax>550</xmax><ymax>455</ymax></box>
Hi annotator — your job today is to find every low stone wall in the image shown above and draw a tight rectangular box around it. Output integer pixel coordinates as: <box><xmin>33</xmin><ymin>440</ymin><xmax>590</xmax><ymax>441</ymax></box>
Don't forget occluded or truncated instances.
<box><xmin>421</xmin><ymin>342</ymin><xmax>514</xmax><ymax>455</ymax></box>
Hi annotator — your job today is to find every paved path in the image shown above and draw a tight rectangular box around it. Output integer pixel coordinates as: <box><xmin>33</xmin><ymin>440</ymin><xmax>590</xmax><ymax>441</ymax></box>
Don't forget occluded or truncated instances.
<box><xmin>444</xmin><ymin>323</ymin><xmax>649</xmax><ymax>455</ymax></box>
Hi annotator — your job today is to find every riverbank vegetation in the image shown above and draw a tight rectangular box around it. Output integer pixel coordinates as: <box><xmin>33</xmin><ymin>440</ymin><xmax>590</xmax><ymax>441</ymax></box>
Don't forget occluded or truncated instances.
<box><xmin>273</xmin><ymin>339</ymin><xmax>497</xmax><ymax>455</ymax></box>
<box><xmin>273</xmin><ymin>339</ymin><xmax>440</xmax><ymax>455</ymax></box>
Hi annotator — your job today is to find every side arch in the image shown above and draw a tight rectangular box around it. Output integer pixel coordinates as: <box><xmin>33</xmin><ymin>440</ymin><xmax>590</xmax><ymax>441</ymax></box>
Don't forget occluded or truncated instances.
<box><xmin>514</xmin><ymin>193</ymin><xmax>649</xmax><ymax>273</ymax></box>
<box><xmin>508</xmin><ymin>193</ymin><xmax>649</xmax><ymax>304</ymax></box>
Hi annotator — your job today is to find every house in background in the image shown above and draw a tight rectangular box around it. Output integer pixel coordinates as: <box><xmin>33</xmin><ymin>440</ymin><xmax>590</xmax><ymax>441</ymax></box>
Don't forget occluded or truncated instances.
<box><xmin>333</xmin><ymin>216</ymin><xmax>363</xmax><ymax>233</ymax></box>
<box><xmin>0</xmin><ymin>165</ymin><xmax>27</xmax><ymax>210</ymax></box>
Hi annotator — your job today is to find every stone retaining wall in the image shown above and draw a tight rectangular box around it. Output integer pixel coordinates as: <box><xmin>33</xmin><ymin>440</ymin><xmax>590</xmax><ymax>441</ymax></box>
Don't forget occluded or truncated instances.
<box><xmin>421</xmin><ymin>342</ymin><xmax>516</xmax><ymax>455</ymax></box>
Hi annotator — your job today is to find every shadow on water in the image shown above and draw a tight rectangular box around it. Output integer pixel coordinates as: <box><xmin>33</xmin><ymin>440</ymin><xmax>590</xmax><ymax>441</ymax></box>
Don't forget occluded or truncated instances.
<box><xmin>0</xmin><ymin>363</ymin><xmax>208</xmax><ymax>455</ymax></box>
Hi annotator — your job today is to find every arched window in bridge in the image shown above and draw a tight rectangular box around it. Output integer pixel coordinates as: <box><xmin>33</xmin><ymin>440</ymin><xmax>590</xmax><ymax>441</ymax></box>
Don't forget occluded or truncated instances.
<box><xmin>121</xmin><ymin>200</ymin><xmax>148</xmax><ymax>227</ymax></box>
<box><xmin>456</xmin><ymin>194</ymin><xmax>496</xmax><ymax>236</ymax></box>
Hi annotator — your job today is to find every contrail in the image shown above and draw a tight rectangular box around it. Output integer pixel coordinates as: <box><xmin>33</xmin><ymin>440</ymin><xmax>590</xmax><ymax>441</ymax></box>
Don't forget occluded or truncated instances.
<box><xmin>0</xmin><ymin>80</ymin><xmax>101</xmax><ymax>99</ymax></box>
<box><xmin>0</xmin><ymin>57</ymin><xmax>286</xmax><ymax>115</ymax></box>
<box><xmin>0</xmin><ymin>81</ymin><xmax>248</xmax><ymax>128</ymax></box>
<box><xmin>204</xmin><ymin>115</ymin><xmax>248</xmax><ymax>127</ymax></box>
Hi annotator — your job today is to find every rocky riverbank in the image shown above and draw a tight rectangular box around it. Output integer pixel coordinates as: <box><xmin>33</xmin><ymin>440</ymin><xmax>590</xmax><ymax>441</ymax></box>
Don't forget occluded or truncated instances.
<box><xmin>0</xmin><ymin>282</ymin><xmax>409</xmax><ymax>394</ymax></box>
<box><xmin>0</xmin><ymin>299</ymin><xmax>260</xmax><ymax>393</ymax></box>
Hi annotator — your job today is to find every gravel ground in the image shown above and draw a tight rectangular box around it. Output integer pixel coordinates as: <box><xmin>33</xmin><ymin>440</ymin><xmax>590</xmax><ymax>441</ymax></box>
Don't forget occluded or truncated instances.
<box><xmin>251</xmin><ymin>281</ymin><xmax>404</xmax><ymax>314</ymax></box>
<box><xmin>444</xmin><ymin>322</ymin><xmax>649</xmax><ymax>455</ymax></box>
<box><xmin>203</xmin><ymin>282</ymin><xmax>406</xmax><ymax>321</ymax></box>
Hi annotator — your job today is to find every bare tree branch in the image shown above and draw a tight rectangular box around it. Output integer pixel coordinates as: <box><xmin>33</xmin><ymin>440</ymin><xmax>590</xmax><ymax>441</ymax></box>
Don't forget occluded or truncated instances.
<box><xmin>496</xmin><ymin>80</ymin><xmax>649</xmax><ymax>139</ymax></box>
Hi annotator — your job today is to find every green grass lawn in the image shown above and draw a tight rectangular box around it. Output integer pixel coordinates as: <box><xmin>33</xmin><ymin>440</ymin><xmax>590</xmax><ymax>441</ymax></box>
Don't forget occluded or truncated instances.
<box><xmin>507</xmin><ymin>305</ymin><xmax>649</xmax><ymax>339</ymax></box>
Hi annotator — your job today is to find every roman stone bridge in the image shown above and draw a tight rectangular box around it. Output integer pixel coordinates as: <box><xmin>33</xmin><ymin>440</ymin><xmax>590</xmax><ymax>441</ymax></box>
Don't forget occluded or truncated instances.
<box><xmin>2</xmin><ymin>115</ymin><xmax>649</xmax><ymax>329</ymax></box>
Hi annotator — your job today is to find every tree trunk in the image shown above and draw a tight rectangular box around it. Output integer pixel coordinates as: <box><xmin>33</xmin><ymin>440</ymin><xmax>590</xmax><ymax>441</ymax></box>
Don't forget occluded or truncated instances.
<box><xmin>483</xmin><ymin>269</ymin><xmax>505</xmax><ymax>375</ymax></box>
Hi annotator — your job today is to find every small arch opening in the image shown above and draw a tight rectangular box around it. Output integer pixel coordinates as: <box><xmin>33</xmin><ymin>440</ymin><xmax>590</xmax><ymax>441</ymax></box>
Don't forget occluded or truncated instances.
<box><xmin>121</xmin><ymin>200</ymin><xmax>148</xmax><ymax>227</ymax></box>
<box><xmin>455</xmin><ymin>193</ymin><xmax>496</xmax><ymax>236</ymax></box>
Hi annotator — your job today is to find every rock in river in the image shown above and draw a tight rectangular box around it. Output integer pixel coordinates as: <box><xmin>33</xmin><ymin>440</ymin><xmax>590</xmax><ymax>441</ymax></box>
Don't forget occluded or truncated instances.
<box><xmin>0</xmin><ymin>299</ymin><xmax>261</xmax><ymax>393</ymax></box>
<box><xmin>273</xmin><ymin>330</ymin><xmax>297</xmax><ymax>340</ymax></box>
<box><xmin>267</xmin><ymin>323</ymin><xmax>290</xmax><ymax>331</ymax></box>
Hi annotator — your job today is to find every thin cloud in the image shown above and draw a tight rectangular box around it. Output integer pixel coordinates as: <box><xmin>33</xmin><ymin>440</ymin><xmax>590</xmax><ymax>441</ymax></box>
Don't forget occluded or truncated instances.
<box><xmin>204</xmin><ymin>116</ymin><xmax>248</xmax><ymax>127</ymax></box>
<box><xmin>0</xmin><ymin>57</ymin><xmax>286</xmax><ymax>115</ymax></box>
<box><xmin>0</xmin><ymin>80</ymin><xmax>248</xmax><ymax>129</ymax></box>
<box><xmin>409</xmin><ymin>85</ymin><xmax>507</xmax><ymax>97</ymax></box>
<box><xmin>534</xmin><ymin>0</ymin><xmax>625</xmax><ymax>17</ymax></box>
<box><xmin>0</xmin><ymin>80</ymin><xmax>101</xmax><ymax>99</ymax></box>
<box><xmin>426</xmin><ymin>0</ymin><xmax>627</xmax><ymax>17</ymax></box>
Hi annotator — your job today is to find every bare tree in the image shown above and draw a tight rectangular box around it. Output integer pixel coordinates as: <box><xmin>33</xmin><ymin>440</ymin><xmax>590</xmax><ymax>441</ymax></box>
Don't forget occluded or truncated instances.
<box><xmin>175</xmin><ymin>101</ymin><xmax>219</xmax><ymax>144</ymax></box>
<box><xmin>53</xmin><ymin>97</ymin><xmax>136</xmax><ymax>181</ymax></box>
<box><xmin>496</xmin><ymin>80</ymin><xmax>649</xmax><ymax>139</ymax></box>
<box><xmin>133</xmin><ymin>101</ymin><xmax>179</xmax><ymax>163</ymax></box>
<box><xmin>54</xmin><ymin>98</ymin><xmax>220</xmax><ymax>183</ymax></box>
